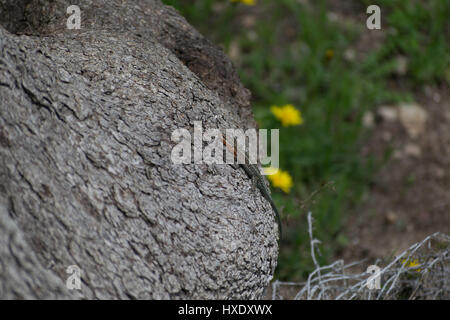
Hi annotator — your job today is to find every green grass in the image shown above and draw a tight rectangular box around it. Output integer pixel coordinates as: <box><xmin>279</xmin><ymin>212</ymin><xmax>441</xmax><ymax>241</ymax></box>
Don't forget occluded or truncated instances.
<box><xmin>162</xmin><ymin>0</ymin><xmax>450</xmax><ymax>280</ymax></box>
<box><xmin>364</xmin><ymin>0</ymin><xmax>450</xmax><ymax>85</ymax></box>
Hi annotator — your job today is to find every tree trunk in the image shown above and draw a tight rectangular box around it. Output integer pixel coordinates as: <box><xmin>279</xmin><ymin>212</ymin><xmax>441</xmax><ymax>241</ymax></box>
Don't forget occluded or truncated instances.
<box><xmin>0</xmin><ymin>0</ymin><xmax>278</xmax><ymax>299</ymax></box>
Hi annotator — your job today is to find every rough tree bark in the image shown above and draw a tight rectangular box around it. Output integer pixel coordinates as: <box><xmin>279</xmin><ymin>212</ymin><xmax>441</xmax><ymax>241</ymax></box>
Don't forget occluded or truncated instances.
<box><xmin>0</xmin><ymin>0</ymin><xmax>278</xmax><ymax>299</ymax></box>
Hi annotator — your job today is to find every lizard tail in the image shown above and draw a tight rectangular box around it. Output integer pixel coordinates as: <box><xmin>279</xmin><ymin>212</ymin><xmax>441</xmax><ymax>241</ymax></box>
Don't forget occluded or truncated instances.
<box><xmin>272</xmin><ymin>203</ymin><xmax>282</xmax><ymax>240</ymax></box>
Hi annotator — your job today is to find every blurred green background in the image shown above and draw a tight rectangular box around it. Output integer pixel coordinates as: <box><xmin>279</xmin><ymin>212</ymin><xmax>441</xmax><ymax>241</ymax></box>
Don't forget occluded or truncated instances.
<box><xmin>162</xmin><ymin>0</ymin><xmax>450</xmax><ymax>280</ymax></box>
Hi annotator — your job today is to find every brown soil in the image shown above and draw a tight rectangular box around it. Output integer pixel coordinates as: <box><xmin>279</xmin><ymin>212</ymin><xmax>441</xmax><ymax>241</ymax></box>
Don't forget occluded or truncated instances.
<box><xmin>266</xmin><ymin>1</ymin><xmax>449</xmax><ymax>299</ymax></box>
<box><xmin>326</xmin><ymin>0</ymin><xmax>450</xmax><ymax>265</ymax></box>
<box><xmin>340</xmin><ymin>85</ymin><xmax>450</xmax><ymax>263</ymax></box>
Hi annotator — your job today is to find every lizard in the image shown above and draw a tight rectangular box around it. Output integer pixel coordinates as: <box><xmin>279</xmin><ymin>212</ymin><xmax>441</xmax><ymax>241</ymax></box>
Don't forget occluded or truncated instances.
<box><xmin>221</xmin><ymin>135</ymin><xmax>282</xmax><ymax>239</ymax></box>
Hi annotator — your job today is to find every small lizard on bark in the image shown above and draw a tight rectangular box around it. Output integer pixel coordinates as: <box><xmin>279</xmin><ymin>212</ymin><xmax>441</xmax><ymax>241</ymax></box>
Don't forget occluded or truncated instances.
<box><xmin>221</xmin><ymin>136</ymin><xmax>282</xmax><ymax>239</ymax></box>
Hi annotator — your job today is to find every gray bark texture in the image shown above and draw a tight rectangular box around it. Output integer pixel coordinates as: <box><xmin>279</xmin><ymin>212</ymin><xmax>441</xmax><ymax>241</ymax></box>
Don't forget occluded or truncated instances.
<box><xmin>0</xmin><ymin>0</ymin><xmax>278</xmax><ymax>299</ymax></box>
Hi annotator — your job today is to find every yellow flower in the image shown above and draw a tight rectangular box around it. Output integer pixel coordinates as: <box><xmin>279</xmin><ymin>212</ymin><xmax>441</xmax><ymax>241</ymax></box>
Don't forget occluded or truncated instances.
<box><xmin>231</xmin><ymin>0</ymin><xmax>256</xmax><ymax>5</ymax></box>
<box><xmin>270</xmin><ymin>104</ymin><xmax>304</xmax><ymax>127</ymax></box>
<box><xmin>401</xmin><ymin>258</ymin><xmax>422</xmax><ymax>272</ymax></box>
<box><xmin>264</xmin><ymin>167</ymin><xmax>293</xmax><ymax>193</ymax></box>
<box><xmin>325</xmin><ymin>49</ymin><xmax>334</xmax><ymax>60</ymax></box>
